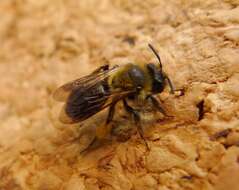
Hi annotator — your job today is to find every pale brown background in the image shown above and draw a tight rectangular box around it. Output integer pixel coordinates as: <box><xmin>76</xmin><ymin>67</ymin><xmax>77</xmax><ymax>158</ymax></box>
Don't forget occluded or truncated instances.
<box><xmin>0</xmin><ymin>0</ymin><xmax>239</xmax><ymax>190</ymax></box>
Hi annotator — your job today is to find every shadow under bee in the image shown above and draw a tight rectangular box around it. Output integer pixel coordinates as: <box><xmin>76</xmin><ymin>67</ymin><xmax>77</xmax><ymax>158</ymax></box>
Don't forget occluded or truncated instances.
<box><xmin>76</xmin><ymin>102</ymin><xmax>169</xmax><ymax>154</ymax></box>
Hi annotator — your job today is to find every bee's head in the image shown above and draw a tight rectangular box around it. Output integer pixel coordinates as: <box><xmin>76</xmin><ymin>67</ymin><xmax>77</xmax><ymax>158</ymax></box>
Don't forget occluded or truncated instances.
<box><xmin>147</xmin><ymin>63</ymin><xmax>165</xmax><ymax>93</ymax></box>
<box><xmin>147</xmin><ymin>44</ymin><xmax>174</xmax><ymax>94</ymax></box>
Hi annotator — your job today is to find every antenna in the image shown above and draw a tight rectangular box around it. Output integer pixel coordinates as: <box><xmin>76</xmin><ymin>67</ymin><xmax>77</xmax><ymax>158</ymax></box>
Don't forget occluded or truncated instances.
<box><xmin>148</xmin><ymin>43</ymin><xmax>162</xmax><ymax>70</ymax></box>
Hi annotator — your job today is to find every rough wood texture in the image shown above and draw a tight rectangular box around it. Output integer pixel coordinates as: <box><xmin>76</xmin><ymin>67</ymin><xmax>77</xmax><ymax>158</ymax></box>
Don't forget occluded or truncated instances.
<box><xmin>0</xmin><ymin>0</ymin><xmax>239</xmax><ymax>190</ymax></box>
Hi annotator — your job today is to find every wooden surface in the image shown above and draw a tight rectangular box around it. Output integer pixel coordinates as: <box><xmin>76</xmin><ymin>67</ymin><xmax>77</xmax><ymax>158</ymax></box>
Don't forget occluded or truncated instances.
<box><xmin>0</xmin><ymin>0</ymin><xmax>239</xmax><ymax>189</ymax></box>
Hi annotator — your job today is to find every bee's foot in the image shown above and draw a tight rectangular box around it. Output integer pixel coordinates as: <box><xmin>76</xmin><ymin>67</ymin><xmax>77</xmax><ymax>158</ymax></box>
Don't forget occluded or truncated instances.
<box><xmin>174</xmin><ymin>88</ymin><xmax>185</xmax><ymax>96</ymax></box>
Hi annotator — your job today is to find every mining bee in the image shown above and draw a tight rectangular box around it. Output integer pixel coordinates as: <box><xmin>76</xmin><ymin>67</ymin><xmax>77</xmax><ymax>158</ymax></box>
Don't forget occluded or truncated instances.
<box><xmin>53</xmin><ymin>44</ymin><xmax>174</xmax><ymax>150</ymax></box>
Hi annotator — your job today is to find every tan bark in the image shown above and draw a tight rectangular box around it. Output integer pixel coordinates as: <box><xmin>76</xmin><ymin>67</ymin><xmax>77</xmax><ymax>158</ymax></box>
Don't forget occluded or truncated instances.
<box><xmin>0</xmin><ymin>0</ymin><xmax>238</xmax><ymax>189</ymax></box>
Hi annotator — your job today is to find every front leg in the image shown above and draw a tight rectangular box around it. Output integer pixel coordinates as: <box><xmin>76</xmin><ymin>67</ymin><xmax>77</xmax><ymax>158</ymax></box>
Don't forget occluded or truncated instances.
<box><xmin>148</xmin><ymin>95</ymin><xmax>173</xmax><ymax>118</ymax></box>
<box><xmin>123</xmin><ymin>99</ymin><xmax>149</xmax><ymax>150</ymax></box>
<box><xmin>165</xmin><ymin>75</ymin><xmax>174</xmax><ymax>94</ymax></box>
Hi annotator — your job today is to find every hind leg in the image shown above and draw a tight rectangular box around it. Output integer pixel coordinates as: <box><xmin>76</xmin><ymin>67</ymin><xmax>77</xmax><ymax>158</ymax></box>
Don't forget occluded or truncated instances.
<box><xmin>123</xmin><ymin>99</ymin><xmax>149</xmax><ymax>150</ymax></box>
<box><xmin>96</xmin><ymin>103</ymin><xmax>116</xmax><ymax>139</ymax></box>
<box><xmin>81</xmin><ymin>103</ymin><xmax>116</xmax><ymax>153</ymax></box>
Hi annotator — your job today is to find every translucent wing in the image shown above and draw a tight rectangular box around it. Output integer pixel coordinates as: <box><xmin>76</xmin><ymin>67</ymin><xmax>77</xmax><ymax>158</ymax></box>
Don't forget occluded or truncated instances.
<box><xmin>53</xmin><ymin>64</ymin><xmax>135</xmax><ymax>124</ymax></box>
<box><xmin>53</xmin><ymin>65</ymin><xmax>119</xmax><ymax>102</ymax></box>
<box><xmin>59</xmin><ymin>88</ymin><xmax>134</xmax><ymax>124</ymax></box>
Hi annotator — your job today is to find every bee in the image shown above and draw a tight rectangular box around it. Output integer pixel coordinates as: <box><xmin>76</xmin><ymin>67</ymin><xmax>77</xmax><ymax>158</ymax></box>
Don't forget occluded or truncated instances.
<box><xmin>53</xmin><ymin>44</ymin><xmax>174</xmax><ymax>149</ymax></box>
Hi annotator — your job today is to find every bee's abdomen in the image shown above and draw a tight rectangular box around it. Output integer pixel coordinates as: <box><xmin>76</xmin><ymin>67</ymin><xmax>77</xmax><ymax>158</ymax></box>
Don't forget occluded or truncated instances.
<box><xmin>65</xmin><ymin>81</ymin><xmax>110</xmax><ymax>122</ymax></box>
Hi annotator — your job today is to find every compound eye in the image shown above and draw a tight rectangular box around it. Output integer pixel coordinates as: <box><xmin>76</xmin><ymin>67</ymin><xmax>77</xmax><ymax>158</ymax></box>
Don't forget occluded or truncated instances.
<box><xmin>147</xmin><ymin>63</ymin><xmax>156</xmax><ymax>72</ymax></box>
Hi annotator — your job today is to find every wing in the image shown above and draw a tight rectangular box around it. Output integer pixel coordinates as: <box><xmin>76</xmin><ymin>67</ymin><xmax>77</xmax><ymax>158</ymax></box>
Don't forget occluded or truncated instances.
<box><xmin>58</xmin><ymin>88</ymin><xmax>134</xmax><ymax>124</ymax></box>
<box><xmin>53</xmin><ymin>64</ymin><xmax>135</xmax><ymax>124</ymax></box>
<box><xmin>53</xmin><ymin>65</ymin><xmax>119</xmax><ymax>102</ymax></box>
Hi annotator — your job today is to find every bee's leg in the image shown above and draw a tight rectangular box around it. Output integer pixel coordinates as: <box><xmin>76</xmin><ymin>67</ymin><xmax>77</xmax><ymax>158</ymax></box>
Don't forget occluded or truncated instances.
<box><xmin>81</xmin><ymin>103</ymin><xmax>116</xmax><ymax>153</ymax></box>
<box><xmin>106</xmin><ymin>103</ymin><xmax>116</xmax><ymax>125</ymax></box>
<box><xmin>148</xmin><ymin>95</ymin><xmax>166</xmax><ymax>115</ymax></box>
<box><xmin>96</xmin><ymin>103</ymin><xmax>116</xmax><ymax>139</ymax></box>
<box><xmin>123</xmin><ymin>99</ymin><xmax>150</xmax><ymax>150</ymax></box>
<box><xmin>165</xmin><ymin>75</ymin><xmax>185</xmax><ymax>96</ymax></box>
<box><xmin>80</xmin><ymin>137</ymin><xmax>98</xmax><ymax>154</ymax></box>
<box><xmin>91</xmin><ymin>64</ymin><xmax>109</xmax><ymax>74</ymax></box>
<box><xmin>148</xmin><ymin>95</ymin><xmax>173</xmax><ymax>118</ymax></box>
<box><xmin>165</xmin><ymin>75</ymin><xmax>174</xmax><ymax>94</ymax></box>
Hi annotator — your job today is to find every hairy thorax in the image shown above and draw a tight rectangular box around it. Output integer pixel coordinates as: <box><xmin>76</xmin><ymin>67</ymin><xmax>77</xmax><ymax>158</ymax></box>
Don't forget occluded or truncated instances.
<box><xmin>109</xmin><ymin>63</ymin><xmax>152</xmax><ymax>92</ymax></box>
